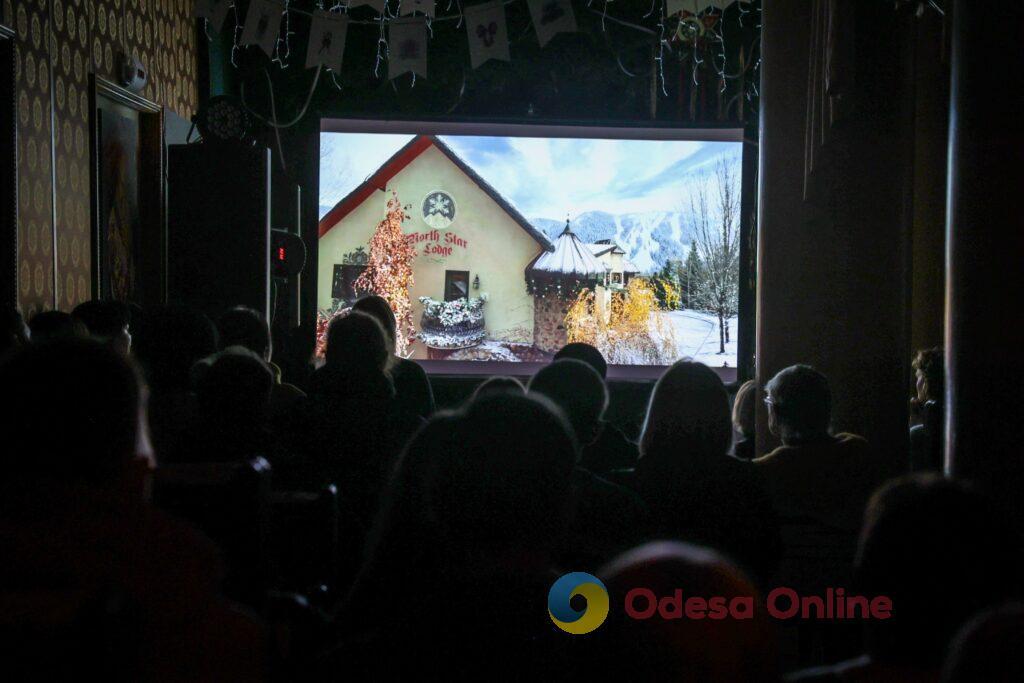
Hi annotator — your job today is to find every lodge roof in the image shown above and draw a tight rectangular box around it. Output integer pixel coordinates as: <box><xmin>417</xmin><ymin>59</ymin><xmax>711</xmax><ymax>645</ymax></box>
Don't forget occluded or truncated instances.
<box><xmin>318</xmin><ymin>135</ymin><xmax>553</xmax><ymax>252</ymax></box>
<box><xmin>527</xmin><ymin>220</ymin><xmax>607</xmax><ymax>278</ymax></box>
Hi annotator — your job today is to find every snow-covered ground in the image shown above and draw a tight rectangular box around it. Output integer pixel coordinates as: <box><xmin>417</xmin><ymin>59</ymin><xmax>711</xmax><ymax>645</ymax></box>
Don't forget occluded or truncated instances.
<box><xmin>656</xmin><ymin>310</ymin><xmax>739</xmax><ymax>368</ymax></box>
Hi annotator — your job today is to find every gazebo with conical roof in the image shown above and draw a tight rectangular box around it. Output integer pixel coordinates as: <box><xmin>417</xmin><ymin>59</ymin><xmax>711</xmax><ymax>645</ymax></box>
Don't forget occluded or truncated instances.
<box><xmin>525</xmin><ymin>219</ymin><xmax>608</xmax><ymax>353</ymax></box>
<box><xmin>525</xmin><ymin>219</ymin><xmax>607</xmax><ymax>295</ymax></box>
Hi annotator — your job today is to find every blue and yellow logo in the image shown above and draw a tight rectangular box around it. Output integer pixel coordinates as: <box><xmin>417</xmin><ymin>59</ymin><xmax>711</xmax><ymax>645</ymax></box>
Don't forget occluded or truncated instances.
<box><xmin>548</xmin><ymin>572</ymin><xmax>610</xmax><ymax>634</ymax></box>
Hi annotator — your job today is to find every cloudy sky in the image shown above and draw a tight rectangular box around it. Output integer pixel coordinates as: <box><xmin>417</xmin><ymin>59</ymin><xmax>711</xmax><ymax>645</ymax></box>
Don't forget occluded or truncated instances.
<box><xmin>319</xmin><ymin>133</ymin><xmax>740</xmax><ymax>220</ymax></box>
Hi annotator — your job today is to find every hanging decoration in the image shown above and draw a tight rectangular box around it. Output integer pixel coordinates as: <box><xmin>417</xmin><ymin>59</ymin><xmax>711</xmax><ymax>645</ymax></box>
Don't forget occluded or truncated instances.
<box><xmin>401</xmin><ymin>0</ymin><xmax>437</xmax><ymax>18</ymax></box>
<box><xmin>527</xmin><ymin>0</ymin><xmax>578</xmax><ymax>47</ymax></box>
<box><xmin>194</xmin><ymin>0</ymin><xmax>232</xmax><ymax>33</ymax></box>
<box><xmin>306</xmin><ymin>10</ymin><xmax>350</xmax><ymax>72</ymax></box>
<box><xmin>350</xmin><ymin>0</ymin><xmax>389</xmax><ymax>12</ymax></box>
<box><xmin>241</xmin><ymin>0</ymin><xmax>285</xmax><ymax>57</ymax></box>
<box><xmin>206</xmin><ymin>0</ymin><xmax>761</xmax><ymax>130</ymax></box>
<box><xmin>388</xmin><ymin>17</ymin><xmax>429</xmax><ymax>80</ymax></box>
<box><xmin>465</xmin><ymin>0</ymin><xmax>510</xmax><ymax>69</ymax></box>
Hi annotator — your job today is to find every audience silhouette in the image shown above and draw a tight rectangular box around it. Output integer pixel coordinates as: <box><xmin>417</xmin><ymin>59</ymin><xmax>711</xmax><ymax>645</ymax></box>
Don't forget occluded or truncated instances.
<box><xmin>731</xmin><ymin>379</ymin><xmax>758</xmax><ymax>460</ymax></box>
<box><xmin>339</xmin><ymin>392</ymin><xmax>575</xmax><ymax>677</ymax></box>
<box><xmin>529</xmin><ymin>359</ymin><xmax>648</xmax><ymax>565</ymax></box>
<box><xmin>190</xmin><ymin>347</ymin><xmax>275</xmax><ymax>463</ymax></box>
<box><xmin>554</xmin><ymin>342</ymin><xmax>638</xmax><ymax>474</ymax></box>
<box><xmin>217</xmin><ymin>305</ymin><xmax>305</xmax><ymax>418</ymax></box>
<box><xmin>72</xmin><ymin>299</ymin><xmax>132</xmax><ymax>356</ymax></box>
<box><xmin>577</xmin><ymin>541</ymin><xmax>779</xmax><ymax>682</ymax></box>
<box><xmin>637</xmin><ymin>360</ymin><xmax>782</xmax><ymax>583</ymax></box>
<box><xmin>281</xmin><ymin>311</ymin><xmax>421</xmax><ymax>533</ymax></box>
<box><xmin>755</xmin><ymin>364</ymin><xmax>883</xmax><ymax>531</ymax></box>
<box><xmin>790</xmin><ymin>474</ymin><xmax>1023</xmax><ymax>682</ymax></box>
<box><xmin>27</xmin><ymin>310</ymin><xmax>86</xmax><ymax>343</ymax></box>
<box><xmin>4</xmin><ymin>300</ymin><xmax>1020</xmax><ymax>680</ymax></box>
<box><xmin>470</xmin><ymin>374</ymin><xmax>525</xmax><ymax>400</ymax></box>
<box><xmin>942</xmin><ymin>603</ymin><xmax>1024</xmax><ymax>683</ymax></box>
<box><xmin>352</xmin><ymin>295</ymin><xmax>435</xmax><ymax>419</ymax></box>
<box><xmin>0</xmin><ymin>306</ymin><xmax>30</xmax><ymax>355</ymax></box>
<box><xmin>910</xmin><ymin>347</ymin><xmax>943</xmax><ymax>472</ymax></box>
<box><xmin>0</xmin><ymin>339</ymin><xmax>263</xmax><ymax>679</ymax></box>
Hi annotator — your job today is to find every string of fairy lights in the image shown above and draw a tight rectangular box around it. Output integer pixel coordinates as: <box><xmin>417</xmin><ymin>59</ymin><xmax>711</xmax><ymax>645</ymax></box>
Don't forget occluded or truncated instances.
<box><xmin>201</xmin><ymin>0</ymin><xmax>761</xmax><ymax>125</ymax></box>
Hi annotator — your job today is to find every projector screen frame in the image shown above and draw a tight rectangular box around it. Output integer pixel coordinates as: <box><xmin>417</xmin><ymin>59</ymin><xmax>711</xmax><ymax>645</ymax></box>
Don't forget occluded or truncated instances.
<box><xmin>318</xmin><ymin>115</ymin><xmax>751</xmax><ymax>384</ymax></box>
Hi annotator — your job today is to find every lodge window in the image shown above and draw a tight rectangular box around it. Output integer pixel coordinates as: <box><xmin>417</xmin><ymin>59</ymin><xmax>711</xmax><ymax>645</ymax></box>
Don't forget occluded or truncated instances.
<box><xmin>444</xmin><ymin>270</ymin><xmax>470</xmax><ymax>301</ymax></box>
<box><xmin>332</xmin><ymin>264</ymin><xmax>367</xmax><ymax>302</ymax></box>
<box><xmin>612</xmin><ymin>272</ymin><xmax>623</xmax><ymax>284</ymax></box>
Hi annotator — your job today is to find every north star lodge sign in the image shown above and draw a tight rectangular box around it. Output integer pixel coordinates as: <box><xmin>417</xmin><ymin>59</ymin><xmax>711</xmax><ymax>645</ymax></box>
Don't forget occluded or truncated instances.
<box><xmin>406</xmin><ymin>229</ymin><xmax>469</xmax><ymax>258</ymax></box>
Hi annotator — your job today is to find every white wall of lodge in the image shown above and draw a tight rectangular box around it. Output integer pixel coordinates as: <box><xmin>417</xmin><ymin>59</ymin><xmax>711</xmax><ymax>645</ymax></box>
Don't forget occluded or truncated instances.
<box><xmin>318</xmin><ymin>145</ymin><xmax>545</xmax><ymax>359</ymax></box>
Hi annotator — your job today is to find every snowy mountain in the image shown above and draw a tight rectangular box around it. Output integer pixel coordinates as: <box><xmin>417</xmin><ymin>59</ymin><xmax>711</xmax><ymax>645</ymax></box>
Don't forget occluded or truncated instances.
<box><xmin>533</xmin><ymin>211</ymin><xmax>693</xmax><ymax>274</ymax></box>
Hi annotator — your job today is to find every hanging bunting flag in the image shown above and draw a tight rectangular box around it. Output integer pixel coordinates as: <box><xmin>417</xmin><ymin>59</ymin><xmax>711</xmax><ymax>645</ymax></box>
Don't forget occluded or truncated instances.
<box><xmin>194</xmin><ymin>0</ymin><xmax>231</xmax><ymax>33</ymax></box>
<box><xmin>527</xmin><ymin>0</ymin><xmax>576</xmax><ymax>48</ymax></box>
<box><xmin>388</xmin><ymin>17</ymin><xmax>428</xmax><ymax>80</ymax></box>
<box><xmin>241</xmin><ymin>0</ymin><xmax>284</xmax><ymax>57</ymax></box>
<box><xmin>400</xmin><ymin>0</ymin><xmax>436</xmax><ymax>18</ymax></box>
<box><xmin>465</xmin><ymin>1</ymin><xmax>509</xmax><ymax>69</ymax></box>
<box><xmin>349</xmin><ymin>0</ymin><xmax>388</xmax><ymax>12</ymax></box>
<box><xmin>306</xmin><ymin>10</ymin><xmax>350</xmax><ymax>72</ymax></box>
<box><xmin>666</xmin><ymin>0</ymin><xmax>699</xmax><ymax>16</ymax></box>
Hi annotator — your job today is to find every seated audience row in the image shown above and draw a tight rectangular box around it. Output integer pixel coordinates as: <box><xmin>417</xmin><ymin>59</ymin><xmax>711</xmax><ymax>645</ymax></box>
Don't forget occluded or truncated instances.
<box><xmin>0</xmin><ymin>298</ymin><xmax>1017</xmax><ymax>681</ymax></box>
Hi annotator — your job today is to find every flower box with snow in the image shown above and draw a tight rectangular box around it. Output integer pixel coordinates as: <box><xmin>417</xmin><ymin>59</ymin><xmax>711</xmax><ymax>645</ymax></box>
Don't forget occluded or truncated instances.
<box><xmin>418</xmin><ymin>295</ymin><xmax>488</xmax><ymax>349</ymax></box>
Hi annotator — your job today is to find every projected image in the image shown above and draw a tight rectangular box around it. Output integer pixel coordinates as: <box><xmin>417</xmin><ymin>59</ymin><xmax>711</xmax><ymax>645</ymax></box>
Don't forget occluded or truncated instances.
<box><xmin>319</xmin><ymin>131</ymin><xmax>741</xmax><ymax>367</ymax></box>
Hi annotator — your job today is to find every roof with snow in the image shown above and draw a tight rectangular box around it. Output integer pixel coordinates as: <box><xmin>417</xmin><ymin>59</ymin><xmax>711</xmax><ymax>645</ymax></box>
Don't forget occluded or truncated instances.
<box><xmin>318</xmin><ymin>135</ymin><xmax>553</xmax><ymax>251</ymax></box>
<box><xmin>587</xmin><ymin>243</ymin><xmax>625</xmax><ymax>258</ymax></box>
<box><xmin>527</xmin><ymin>221</ymin><xmax>607</xmax><ymax>278</ymax></box>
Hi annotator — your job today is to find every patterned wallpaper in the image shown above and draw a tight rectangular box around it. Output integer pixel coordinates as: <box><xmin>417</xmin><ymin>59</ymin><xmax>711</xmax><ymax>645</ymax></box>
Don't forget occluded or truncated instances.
<box><xmin>3</xmin><ymin>0</ymin><xmax>198</xmax><ymax>315</ymax></box>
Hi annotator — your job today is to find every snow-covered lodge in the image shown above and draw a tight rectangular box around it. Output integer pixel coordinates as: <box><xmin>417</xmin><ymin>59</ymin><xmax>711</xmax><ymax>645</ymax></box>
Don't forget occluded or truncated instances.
<box><xmin>318</xmin><ymin>134</ymin><xmax>638</xmax><ymax>357</ymax></box>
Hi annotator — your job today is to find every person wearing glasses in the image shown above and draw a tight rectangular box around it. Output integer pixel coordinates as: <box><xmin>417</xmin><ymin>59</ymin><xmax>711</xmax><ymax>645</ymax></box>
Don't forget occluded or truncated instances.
<box><xmin>754</xmin><ymin>364</ymin><xmax>882</xmax><ymax>531</ymax></box>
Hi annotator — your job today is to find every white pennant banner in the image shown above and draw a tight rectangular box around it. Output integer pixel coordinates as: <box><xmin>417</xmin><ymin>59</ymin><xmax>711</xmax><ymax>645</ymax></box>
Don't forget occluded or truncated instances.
<box><xmin>465</xmin><ymin>1</ymin><xmax>509</xmax><ymax>69</ymax></box>
<box><xmin>400</xmin><ymin>0</ymin><xmax>436</xmax><ymax>18</ymax></box>
<box><xmin>241</xmin><ymin>0</ymin><xmax>284</xmax><ymax>57</ymax></box>
<box><xmin>306</xmin><ymin>11</ymin><xmax>350</xmax><ymax>72</ymax></box>
<box><xmin>388</xmin><ymin>18</ymin><xmax>428</xmax><ymax>79</ymax></box>
<box><xmin>348</xmin><ymin>0</ymin><xmax>388</xmax><ymax>13</ymax></box>
<box><xmin>666</xmin><ymin>0</ymin><xmax>699</xmax><ymax>15</ymax></box>
<box><xmin>194</xmin><ymin>0</ymin><xmax>231</xmax><ymax>33</ymax></box>
<box><xmin>527</xmin><ymin>0</ymin><xmax>576</xmax><ymax>48</ymax></box>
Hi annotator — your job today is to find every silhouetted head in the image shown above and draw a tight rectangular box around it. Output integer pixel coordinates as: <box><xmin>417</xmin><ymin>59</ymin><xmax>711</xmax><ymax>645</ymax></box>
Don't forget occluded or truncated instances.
<box><xmin>913</xmin><ymin>347</ymin><xmax>943</xmax><ymax>404</ymax></box>
<box><xmin>554</xmin><ymin>342</ymin><xmax>608</xmax><ymax>379</ymax></box>
<box><xmin>529</xmin><ymin>359</ymin><xmax>608</xmax><ymax>447</ymax></box>
<box><xmin>0</xmin><ymin>338</ymin><xmax>146</xmax><ymax>488</ymax></box>
<box><xmin>764</xmin><ymin>364</ymin><xmax>831</xmax><ymax>443</ymax></box>
<box><xmin>193</xmin><ymin>347</ymin><xmax>273</xmax><ymax>431</ymax></box>
<box><xmin>732</xmin><ymin>379</ymin><xmax>757</xmax><ymax>440</ymax></box>
<box><xmin>218</xmin><ymin>306</ymin><xmax>271</xmax><ymax>361</ymax></box>
<box><xmin>429</xmin><ymin>393</ymin><xmax>577</xmax><ymax>561</ymax></box>
<box><xmin>471</xmin><ymin>376</ymin><xmax>524</xmax><ymax>401</ymax></box>
<box><xmin>580</xmin><ymin>541</ymin><xmax>776</xmax><ymax>681</ymax></box>
<box><xmin>132</xmin><ymin>305</ymin><xmax>218</xmax><ymax>393</ymax></box>
<box><xmin>352</xmin><ymin>295</ymin><xmax>397</xmax><ymax>355</ymax></box>
<box><xmin>640</xmin><ymin>361</ymin><xmax>732</xmax><ymax>465</ymax></box>
<box><xmin>28</xmin><ymin>310</ymin><xmax>87</xmax><ymax>344</ymax></box>
<box><xmin>856</xmin><ymin>475</ymin><xmax>1023</xmax><ymax>668</ymax></box>
<box><xmin>324</xmin><ymin>310</ymin><xmax>390</xmax><ymax>373</ymax></box>
<box><xmin>72</xmin><ymin>300</ymin><xmax>132</xmax><ymax>355</ymax></box>
<box><xmin>943</xmin><ymin>603</ymin><xmax>1024</xmax><ymax>683</ymax></box>
<box><xmin>1</xmin><ymin>307</ymin><xmax>30</xmax><ymax>355</ymax></box>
